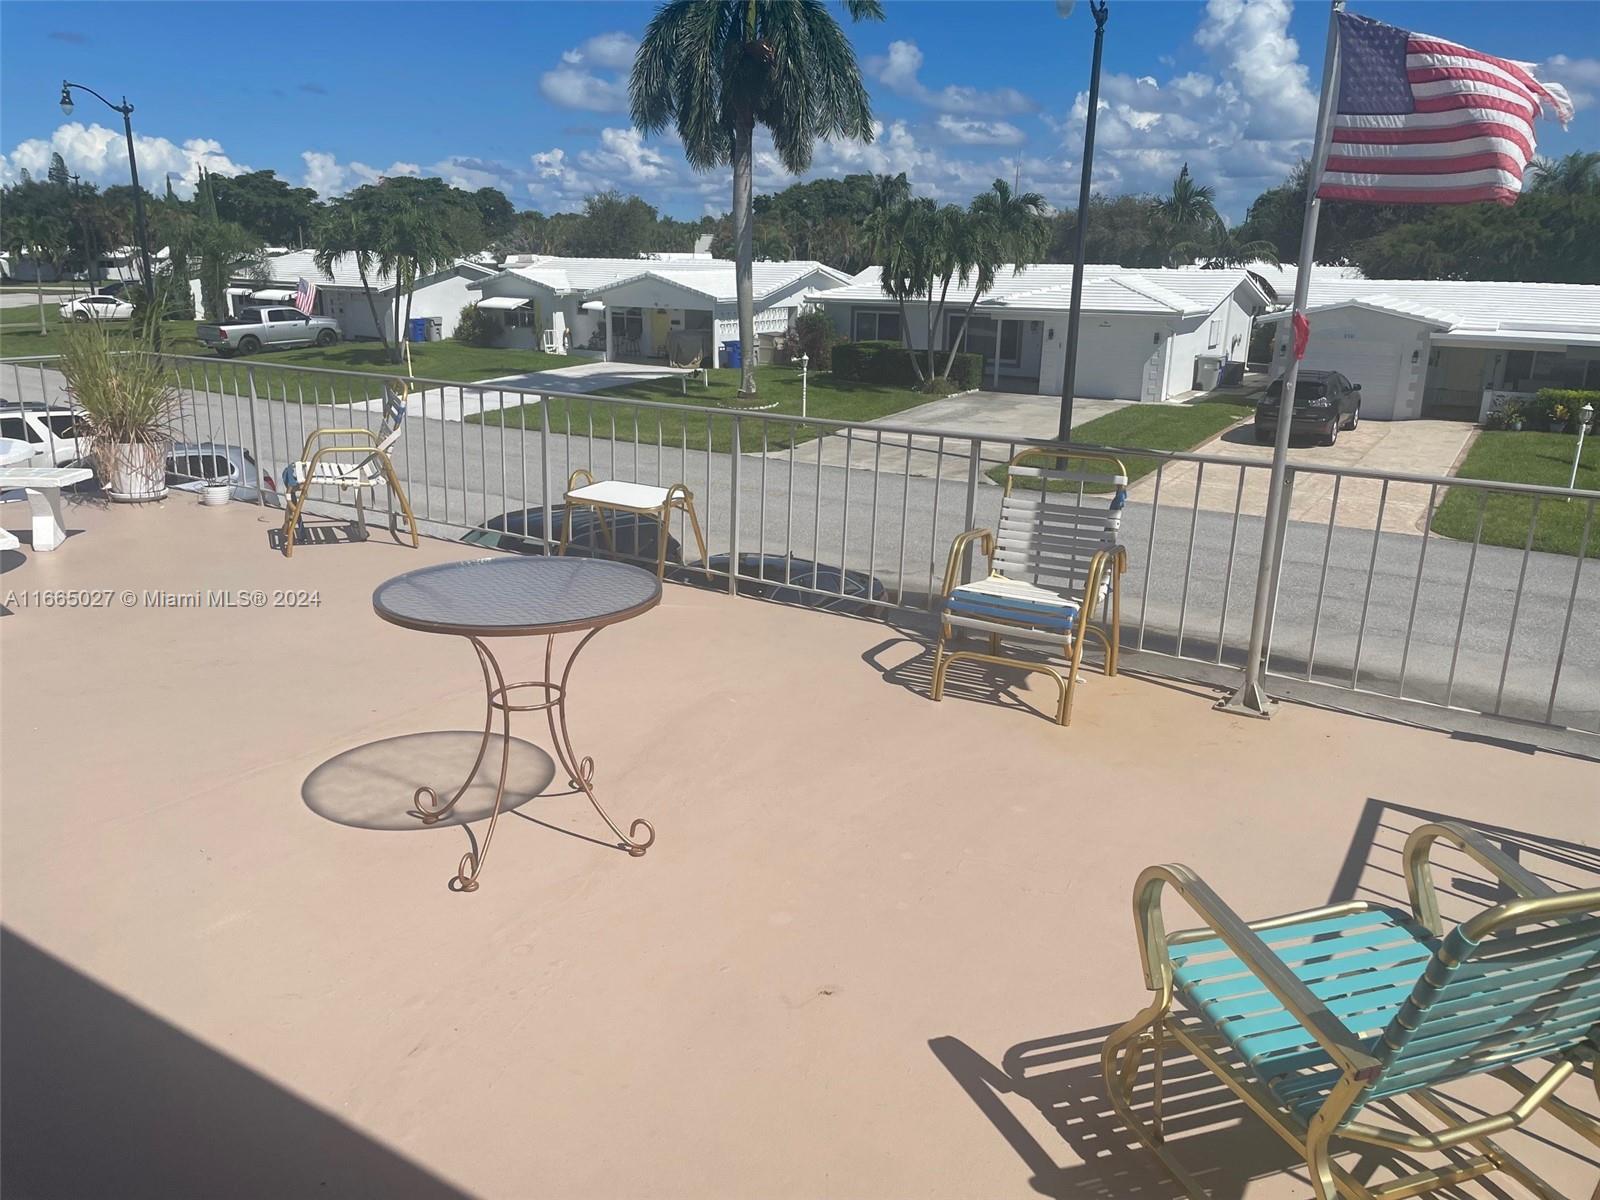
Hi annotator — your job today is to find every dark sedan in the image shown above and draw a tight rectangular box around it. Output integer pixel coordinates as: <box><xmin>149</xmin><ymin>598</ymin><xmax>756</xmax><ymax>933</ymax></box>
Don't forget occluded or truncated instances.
<box><xmin>1254</xmin><ymin>369</ymin><xmax>1362</xmax><ymax>447</ymax></box>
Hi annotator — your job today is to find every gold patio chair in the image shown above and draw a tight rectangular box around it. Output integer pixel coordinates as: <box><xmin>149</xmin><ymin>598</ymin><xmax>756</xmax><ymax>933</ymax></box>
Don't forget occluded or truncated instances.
<box><xmin>932</xmin><ymin>446</ymin><xmax>1127</xmax><ymax>726</ymax></box>
<box><xmin>1102</xmin><ymin>821</ymin><xmax>1600</xmax><ymax>1199</ymax></box>
<box><xmin>279</xmin><ymin>380</ymin><xmax>418</xmax><ymax>557</ymax></box>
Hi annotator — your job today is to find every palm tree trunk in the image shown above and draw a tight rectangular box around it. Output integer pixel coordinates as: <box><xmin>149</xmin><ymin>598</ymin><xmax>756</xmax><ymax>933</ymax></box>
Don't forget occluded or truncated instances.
<box><xmin>732</xmin><ymin>112</ymin><xmax>758</xmax><ymax>401</ymax></box>
<box><xmin>402</xmin><ymin>270</ymin><xmax>417</xmax><ymax>366</ymax></box>
<box><xmin>927</xmin><ymin>273</ymin><xmax>952</xmax><ymax>383</ymax></box>
<box><xmin>895</xmin><ymin>294</ymin><xmax>924</xmax><ymax>383</ymax></box>
<box><xmin>355</xmin><ymin>259</ymin><xmax>390</xmax><ymax>360</ymax></box>
<box><xmin>34</xmin><ymin>251</ymin><xmax>46</xmax><ymax>335</ymax></box>
<box><xmin>942</xmin><ymin>294</ymin><xmax>981</xmax><ymax>379</ymax></box>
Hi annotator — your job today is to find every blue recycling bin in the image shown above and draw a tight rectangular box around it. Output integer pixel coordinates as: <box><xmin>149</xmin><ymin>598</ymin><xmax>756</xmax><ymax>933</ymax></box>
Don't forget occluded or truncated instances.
<box><xmin>721</xmin><ymin>339</ymin><xmax>742</xmax><ymax>368</ymax></box>
<box><xmin>408</xmin><ymin>317</ymin><xmax>430</xmax><ymax>343</ymax></box>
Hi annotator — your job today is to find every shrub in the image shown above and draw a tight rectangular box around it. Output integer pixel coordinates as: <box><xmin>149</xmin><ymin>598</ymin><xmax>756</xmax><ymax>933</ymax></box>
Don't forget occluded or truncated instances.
<box><xmin>794</xmin><ymin>309</ymin><xmax>836</xmax><ymax>372</ymax></box>
<box><xmin>1534</xmin><ymin>388</ymin><xmax>1600</xmax><ymax>431</ymax></box>
<box><xmin>454</xmin><ymin>302</ymin><xmax>500</xmax><ymax>347</ymax></box>
<box><xmin>832</xmin><ymin>340</ymin><xmax>985</xmax><ymax>389</ymax></box>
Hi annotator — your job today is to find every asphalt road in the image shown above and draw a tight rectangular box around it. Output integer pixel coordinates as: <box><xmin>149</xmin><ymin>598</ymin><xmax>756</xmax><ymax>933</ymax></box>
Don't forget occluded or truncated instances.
<box><xmin>9</xmin><ymin>362</ymin><xmax>1597</xmax><ymax>733</ymax></box>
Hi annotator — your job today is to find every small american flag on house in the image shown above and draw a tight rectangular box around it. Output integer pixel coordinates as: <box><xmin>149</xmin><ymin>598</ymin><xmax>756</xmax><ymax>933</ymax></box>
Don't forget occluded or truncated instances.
<box><xmin>294</xmin><ymin>277</ymin><xmax>318</xmax><ymax>315</ymax></box>
<box><xmin>1317</xmin><ymin>11</ymin><xmax>1573</xmax><ymax>206</ymax></box>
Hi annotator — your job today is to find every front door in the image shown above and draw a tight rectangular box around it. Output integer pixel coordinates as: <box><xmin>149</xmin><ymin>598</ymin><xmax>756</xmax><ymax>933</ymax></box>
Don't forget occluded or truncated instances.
<box><xmin>1039</xmin><ymin>321</ymin><xmax>1066</xmax><ymax>394</ymax></box>
<box><xmin>649</xmin><ymin>309</ymin><xmax>671</xmax><ymax>358</ymax></box>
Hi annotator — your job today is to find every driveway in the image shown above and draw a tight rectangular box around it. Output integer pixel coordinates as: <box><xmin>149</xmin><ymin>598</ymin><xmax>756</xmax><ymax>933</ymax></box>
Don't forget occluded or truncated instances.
<box><xmin>768</xmin><ymin>390</ymin><xmax>1135</xmax><ymax>481</ymax></box>
<box><xmin>1130</xmin><ymin>417</ymin><xmax>1478</xmax><ymax>534</ymax></box>
<box><xmin>358</xmin><ymin>360</ymin><xmax>695</xmax><ymax>423</ymax></box>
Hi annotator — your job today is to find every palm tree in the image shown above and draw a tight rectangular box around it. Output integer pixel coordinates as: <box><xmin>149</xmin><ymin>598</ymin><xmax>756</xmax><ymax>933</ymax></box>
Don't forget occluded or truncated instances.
<box><xmin>631</xmin><ymin>0</ymin><xmax>884</xmax><ymax>403</ymax></box>
<box><xmin>313</xmin><ymin>204</ymin><xmax>392</xmax><ymax>360</ymax></box>
<box><xmin>1528</xmin><ymin>151</ymin><xmax>1600</xmax><ymax>195</ymax></box>
<box><xmin>879</xmin><ymin>197</ymin><xmax>937</xmax><ymax>383</ymax></box>
<box><xmin>942</xmin><ymin>179</ymin><xmax>1048</xmax><ymax>378</ymax></box>
<box><xmin>1170</xmin><ymin>224</ymin><xmax>1281</xmax><ymax>269</ymax></box>
<box><xmin>1154</xmin><ymin>163</ymin><xmax>1222</xmax><ymax>264</ymax></box>
<box><xmin>862</xmin><ymin>171</ymin><xmax>910</xmax><ymax>262</ymax></box>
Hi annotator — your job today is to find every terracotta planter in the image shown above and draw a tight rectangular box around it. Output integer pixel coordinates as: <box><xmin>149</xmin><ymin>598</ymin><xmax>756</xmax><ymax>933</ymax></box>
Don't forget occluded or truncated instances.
<box><xmin>103</xmin><ymin>442</ymin><xmax>167</xmax><ymax>503</ymax></box>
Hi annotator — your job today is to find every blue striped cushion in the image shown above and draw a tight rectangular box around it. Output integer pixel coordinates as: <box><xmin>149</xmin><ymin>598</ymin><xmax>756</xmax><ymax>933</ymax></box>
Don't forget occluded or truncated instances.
<box><xmin>946</xmin><ymin>587</ymin><xmax>1078</xmax><ymax>632</ymax></box>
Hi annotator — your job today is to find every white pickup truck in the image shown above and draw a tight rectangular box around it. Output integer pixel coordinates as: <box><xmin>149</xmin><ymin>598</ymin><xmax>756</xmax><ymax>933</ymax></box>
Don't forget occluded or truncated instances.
<box><xmin>195</xmin><ymin>306</ymin><xmax>341</xmax><ymax>357</ymax></box>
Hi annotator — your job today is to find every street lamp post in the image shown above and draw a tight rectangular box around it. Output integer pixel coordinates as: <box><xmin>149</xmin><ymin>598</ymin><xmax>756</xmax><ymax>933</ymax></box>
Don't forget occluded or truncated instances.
<box><xmin>59</xmin><ymin>81</ymin><xmax>155</xmax><ymax>299</ymax></box>
<box><xmin>1055</xmin><ymin>0</ymin><xmax>1110</xmax><ymax>443</ymax></box>
<box><xmin>797</xmin><ymin>352</ymin><xmax>810</xmax><ymax>419</ymax></box>
<box><xmin>1570</xmin><ymin>402</ymin><xmax>1594</xmax><ymax>495</ymax></box>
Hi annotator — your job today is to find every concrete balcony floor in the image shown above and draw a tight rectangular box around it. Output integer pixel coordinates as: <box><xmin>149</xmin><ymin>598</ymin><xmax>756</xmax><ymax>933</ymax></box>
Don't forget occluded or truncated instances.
<box><xmin>2</xmin><ymin>497</ymin><xmax>1595</xmax><ymax>1198</ymax></box>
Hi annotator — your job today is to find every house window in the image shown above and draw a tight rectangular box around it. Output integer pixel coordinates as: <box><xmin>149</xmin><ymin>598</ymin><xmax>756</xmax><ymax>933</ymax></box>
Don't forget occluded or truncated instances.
<box><xmin>852</xmin><ymin>309</ymin><xmax>901</xmax><ymax>342</ymax></box>
<box><xmin>1208</xmin><ymin>319</ymin><xmax>1221</xmax><ymax>349</ymax></box>
<box><xmin>610</xmin><ymin>307</ymin><xmax>644</xmax><ymax>341</ymax></box>
<box><xmin>947</xmin><ymin>315</ymin><xmax>1020</xmax><ymax>368</ymax></box>
<box><xmin>502</xmin><ymin>305</ymin><xmax>536</xmax><ymax>329</ymax></box>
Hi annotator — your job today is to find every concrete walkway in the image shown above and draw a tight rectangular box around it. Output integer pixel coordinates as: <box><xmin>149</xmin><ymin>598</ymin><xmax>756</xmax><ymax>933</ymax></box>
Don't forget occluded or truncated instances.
<box><xmin>1130</xmin><ymin>418</ymin><xmax>1478</xmax><ymax>534</ymax></box>
<box><xmin>357</xmin><ymin>360</ymin><xmax>697</xmax><ymax>423</ymax></box>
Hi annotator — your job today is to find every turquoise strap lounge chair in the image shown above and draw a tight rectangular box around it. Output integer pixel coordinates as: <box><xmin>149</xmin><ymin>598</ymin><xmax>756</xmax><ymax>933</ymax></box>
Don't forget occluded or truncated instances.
<box><xmin>1102</xmin><ymin>822</ymin><xmax>1599</xmax><ymax>1199</ymax></box>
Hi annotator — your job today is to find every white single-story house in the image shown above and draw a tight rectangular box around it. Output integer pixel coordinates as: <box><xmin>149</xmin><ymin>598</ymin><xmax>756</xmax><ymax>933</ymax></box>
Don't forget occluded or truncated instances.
<box><xmin>1259</xmin><ymin>278</ymin><xmax>1600</xmax><ymax>421</ymax></box>
<box><xmin>813</xmin><ymin>264</ymin><xmax>1272</xmax><ymax>402</ymax></box>
<box><xmin>205</xmin><ymin>250</ymin><xmax>496</xmax><ymax>341</ymax></box>
<box><xmin>467</xmin><ymin>256</ymin><xmax>851</xmax><ymax>366</ymax></box>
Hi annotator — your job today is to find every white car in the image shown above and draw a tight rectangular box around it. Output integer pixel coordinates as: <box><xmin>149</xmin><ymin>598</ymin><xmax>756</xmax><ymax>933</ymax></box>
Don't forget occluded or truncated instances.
<box><xmin>0</xmin><ymin>402</ymin><xmax>88</xmax><ymax>466</ymax></box>
<box><xmin>58</xmin><ymin>294</ymin><xmax>135</xmax><ymax>322</ymax></box>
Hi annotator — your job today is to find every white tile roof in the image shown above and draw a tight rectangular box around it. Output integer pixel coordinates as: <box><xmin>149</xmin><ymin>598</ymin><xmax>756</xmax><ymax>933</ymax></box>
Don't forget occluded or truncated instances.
<box><xmin>476</xmin><ymin>256</ymin><xmax>849</xmax><ymax>305</ymax></box>
<box><xmin>249</xmin><ymin>250</ymin><xmax>491</xmax><ymax>291</ymax></box>
<box><xmin>817</xmin><ymin>264</ymin><xmax>1265</xmax><ymax>316</ymax></box>
<box><xmin>1270</xmin><ymin>277</ymin><xmax>1600</xmax><ymax>343</ymax></box>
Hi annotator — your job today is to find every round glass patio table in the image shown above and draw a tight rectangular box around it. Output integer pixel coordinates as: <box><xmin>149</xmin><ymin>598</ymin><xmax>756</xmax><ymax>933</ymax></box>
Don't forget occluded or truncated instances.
<box><xmin>373</xmin><ymin>555</ymin><xmax>661</xmax><ymax>891</ymax></box>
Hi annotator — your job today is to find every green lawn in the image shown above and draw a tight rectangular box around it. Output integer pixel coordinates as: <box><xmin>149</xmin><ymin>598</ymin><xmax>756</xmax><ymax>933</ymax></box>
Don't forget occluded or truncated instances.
<box><xmin>986</xmin><ymin>394</ymin><xmax>1255</xmax><ymax>491</ymax></box>
<box><xmin>470</xmin><ymin>364</ymin><xmax>929</xmax><ymax>454</ymax></box>
<box><xmin>1431</xmin><ymin>430</ymin><xmax>1600</xmax><ymax>558</ymax></box>
<box><xmin>1</xmin><ymin>309</ymin><xmax>581</xmax><ymax>404</ymax></box>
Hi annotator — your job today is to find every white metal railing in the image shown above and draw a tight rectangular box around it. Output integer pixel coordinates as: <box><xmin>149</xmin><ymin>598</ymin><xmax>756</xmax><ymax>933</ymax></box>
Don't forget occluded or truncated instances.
<box><xmin>7</xmin><ymin>351</ymin><xmax>1596</xmax><ymax>738</ymax></box>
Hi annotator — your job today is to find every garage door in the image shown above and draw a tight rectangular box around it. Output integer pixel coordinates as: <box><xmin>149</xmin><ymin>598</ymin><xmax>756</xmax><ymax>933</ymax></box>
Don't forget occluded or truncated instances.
<box><xmin>1302</xmin><ymin>340</ymin><xmax>1401</xmax><ymax>419</ymax></box>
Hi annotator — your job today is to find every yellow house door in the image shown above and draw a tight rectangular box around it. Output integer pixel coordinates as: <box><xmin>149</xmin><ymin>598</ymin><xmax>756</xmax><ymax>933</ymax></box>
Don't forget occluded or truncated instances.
<box><xmin>649</xmin><ymin>309</ymin><xmax>671</xmax><ymax>358</ymax></box>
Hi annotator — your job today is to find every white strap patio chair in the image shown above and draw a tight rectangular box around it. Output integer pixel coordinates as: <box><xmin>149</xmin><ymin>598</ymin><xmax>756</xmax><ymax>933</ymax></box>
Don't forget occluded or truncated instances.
<box><xmin>932</xmin><ymin>447</ymin><xmax>1128</xmax><ymax>726</ymax></box>
<box><xmin>279</xmin><ymin>382</ymin><xmax>419</xmax><ymax>557</ymax></box>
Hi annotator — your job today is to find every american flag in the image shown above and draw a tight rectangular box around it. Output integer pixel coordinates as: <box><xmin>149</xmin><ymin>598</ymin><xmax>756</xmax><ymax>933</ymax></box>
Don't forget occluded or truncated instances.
<box><xmin>293</xmin><ymin>277</ymin><xmax>318</xmax><ymax>316</ymax></box>
<box><xmin>1317</xmin><ymin>11</ymin><xmax>1573</xmax><ymax>206</ymax></box>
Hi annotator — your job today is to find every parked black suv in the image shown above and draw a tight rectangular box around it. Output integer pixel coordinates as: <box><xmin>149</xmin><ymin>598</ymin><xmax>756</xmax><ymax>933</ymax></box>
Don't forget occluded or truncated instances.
<box><xmin>1254</xmin><ymin>369</ymin><xmax>1362</xmax><ymax>446</ymax></box>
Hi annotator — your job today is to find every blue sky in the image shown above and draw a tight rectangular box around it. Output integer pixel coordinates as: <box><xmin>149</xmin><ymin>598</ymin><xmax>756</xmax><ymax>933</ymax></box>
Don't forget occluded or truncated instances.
<box><xmin>2</xmin><ymin>1</ymin><xmax>1595</xmax><ymax>222</ymax></box>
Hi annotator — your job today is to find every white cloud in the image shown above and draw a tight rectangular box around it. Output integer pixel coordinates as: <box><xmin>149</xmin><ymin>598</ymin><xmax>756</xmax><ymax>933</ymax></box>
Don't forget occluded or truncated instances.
<box><xmin>540</xmin><ymin>65</ymin><xmax>629</xmax><ymax>113</ymax></box>
<box><xmin>936</xmin><ymin>115</ymin><xmax>1027</xmax><ymax>146</ymax></box>
<box><xmin>569</xmin><ymin>31</ymin><xmax>638</xmax><ymax>71</ymax></box>
<box><xmin>577</xmin><ymin>127</ymin><xmax>670</xmax><ymax>185</ymax></box>
<box><xmin>0</xmin><ymin>122</ymin><xmax>247</xmax><ymax>195</ymax></box>
<box><xmin>1042</xmin><ymin>0</ymin><xmax>1322</xmax><ymax>217</ymax></box>
<box><xmin>541</xmin><ymin>31</ymin><xmax>636</xmax><ymax>112</ymax></box>
<box><xmin>868</xmin><ymin>40</ymin><xmax>1036</xmax><ymax>116</ymax></box>
<box><xmin>300</xmin><ymin>150</ymin><xmax>421</xmax><ymax>197</ymax></box>
<box><xmin>1546</xmin><ymin>55</ymin><xmax>1600</xmax><ymax>111</ymax></box>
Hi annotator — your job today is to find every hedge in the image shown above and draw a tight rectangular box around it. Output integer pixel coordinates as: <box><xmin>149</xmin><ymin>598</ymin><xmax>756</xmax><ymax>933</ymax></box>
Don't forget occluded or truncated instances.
<box><xmin>1533</xmin><ymin>388</ymin><xmax>1600</xmax><ymax>422</ymax></box>
<box><xmin>832</xmin><ymin>339</ymin><xmax>985</xmax><ymax>389</ymax></box>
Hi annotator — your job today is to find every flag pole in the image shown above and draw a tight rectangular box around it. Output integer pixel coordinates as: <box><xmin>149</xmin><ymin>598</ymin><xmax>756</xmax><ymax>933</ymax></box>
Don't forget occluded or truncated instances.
<box><xmin>1220</xmin><ymin>0</ymin><xmax>1344</xmax><ymax>717</ymax></box>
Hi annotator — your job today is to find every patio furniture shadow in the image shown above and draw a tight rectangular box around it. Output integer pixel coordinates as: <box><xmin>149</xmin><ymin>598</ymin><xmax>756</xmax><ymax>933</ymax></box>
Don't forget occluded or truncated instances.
<box><xmin>0</xmin><ymin>927</ymin><xmax>469</xmax><ymax>1199</ymax></box>
<box><xmin>931</xmin><ymin>1025</ymin><xmax>1531</xmax><ymax>1200</ymax></box>
<box><xmin>302</xmin><ymin>730</ymin><xmax>556</xmax><ymax>830</ymax></box>
<box><xmin>302</xmin><ymin>731</ymin><xmax>623</xmax><ymax>853</ymax></box>
<box><xmin>862</xmin><ymin>632</ymin><xmax>1113</xmax><ymax>725</ymax></box>
<box><xmin>1326</xmin><ymin>797</ymin><xmax>1600</xmax><ymax>914</ymax></box>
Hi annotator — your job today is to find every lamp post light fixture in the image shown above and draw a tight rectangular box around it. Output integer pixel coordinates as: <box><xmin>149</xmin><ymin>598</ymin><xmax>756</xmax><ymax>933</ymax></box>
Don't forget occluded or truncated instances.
<box><xmin>797</xmin><ymin>352</ymin><xmax>810</xmax><ymax>419</ymax></box>
<box><xmin>59</xmin><ymin>80</ymin><xmax>156</xmax><ymax>301</ymax></box>
<box><xmin>1055</xmin><ymin>0</ymin><xmax>1110</xmax><ymax>443</ymax></box>
<box><xmin>1570</xmin><ymin>401</ymin><xmax>1594</xmax><ymax>496</ymax></box>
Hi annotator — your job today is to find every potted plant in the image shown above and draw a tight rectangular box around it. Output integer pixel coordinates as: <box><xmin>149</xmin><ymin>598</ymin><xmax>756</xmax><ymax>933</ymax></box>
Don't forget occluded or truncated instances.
<box><xmin>60</xmin><ymin>321</ymin><xmax>180</xmax><ymax>503</ymax></box>
<box><xmin>201</xmin><ymin>478</ymin><xmax>233</xmax><ymax>507</ymax></box>
<box><xmin>1503</xmin><ymin>400</ymin><xmax>1524</xmax><ymax>432</ymax></box>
